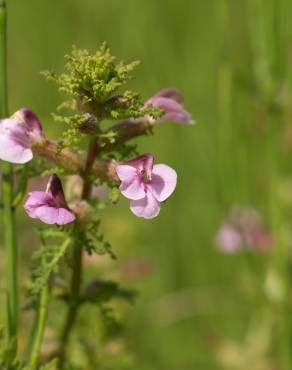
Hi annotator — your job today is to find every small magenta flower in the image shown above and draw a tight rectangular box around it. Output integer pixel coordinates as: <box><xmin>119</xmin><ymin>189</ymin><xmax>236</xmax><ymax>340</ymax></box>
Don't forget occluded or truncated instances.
<box><xmin>145</xmin><ymin>88</ymin><xmax>194</xmax><ymax>125</ymax></box>
<box><xmin>116</xmin><ymin>154</ymin><xmax>177</xmax><ymax>219</ymax></box>
<box><xmin>0</xmin><ymin>108</ymin><xmax>44</xmax><ymax>164</ymax></box>
<box><xmin>24</xmin><ymin>174</ymin><xmax>76</xmax><ymax>225</ymax></box>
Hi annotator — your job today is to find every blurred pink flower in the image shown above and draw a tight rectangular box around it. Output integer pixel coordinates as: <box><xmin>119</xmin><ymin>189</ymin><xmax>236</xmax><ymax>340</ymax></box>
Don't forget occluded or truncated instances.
<box><xmin>116</xmin><ymin>154</ymin><xmax>177</xmax><ymax>219</ymax></box>
<box><xmin>121</xmin><ymin>259</ymin><xmax>154</xmax><ymax>279</ymax></box>
<box><xmin>145</xmin><ymin>88</ymin><xmax>194</xmax><ymax>125</ymax></box>
<box><xmin>24</xmin><ymin>174</ymin><xmax>75</xmax><ymax>225</ymax></box>
<box><xmin>0</xmin><ymin>108</ymin><xmax>44</xmax><ymax>163</ymax></box>
<box><xmin>216</xmin><ymin>206</ymin><xmax>273</xmax><ymax>253</ymax></box>
<box><xmin>216</xmin><ymin>224</ymin><xmax>242</xmax><ymax>253</ymax></box>
<box><xmin>91</xmin><ymin>185</ymin><xmax>109</xmax><ymax>200</ymax></box>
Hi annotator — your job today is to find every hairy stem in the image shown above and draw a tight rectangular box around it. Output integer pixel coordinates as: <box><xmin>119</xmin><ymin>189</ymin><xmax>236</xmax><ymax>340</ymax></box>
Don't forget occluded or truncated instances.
<box><xmin>33</xmin><ymin>139</ymin><xmax>119</xmax><ymax>183</ymax></box>
<box><xmin>58</xmin><ymin>137</ymin><xmax>98</xmax><ymax>366</ymax></box>
<box><xmin>33</xmin><ymin>118</ymin><xmax>152</xmax><ymax>183</ymax></box>
<box><xmin>0</xmin><ymin>0</ymin><xmax>18</xmax><ymax>346</ymax></box>
<box><xmin>104</xmin><ymin>118</ymin><xmax>151</xmax><ymax>150</ymax></box>
<box><xmin>82</xmin><ymin>138</ymin><xmax>98</xmax><ymax>198</ymax></box>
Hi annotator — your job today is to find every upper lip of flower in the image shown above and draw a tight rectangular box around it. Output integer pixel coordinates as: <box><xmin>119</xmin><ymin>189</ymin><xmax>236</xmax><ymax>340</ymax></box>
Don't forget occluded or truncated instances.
<box><xmin>126</xmin><ymin>154</ymin><xmax>154</xmax><ymax>179</ymax></box>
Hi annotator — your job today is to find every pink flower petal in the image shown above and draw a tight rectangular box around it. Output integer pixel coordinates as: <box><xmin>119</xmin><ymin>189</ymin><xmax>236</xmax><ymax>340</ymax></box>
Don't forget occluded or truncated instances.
<box><xmin>163</xmin><ymin>110</ymin><xmax>194</xmax><ymax>124</ymax></box>
<box><xmin>150</xmin><ymin>97</ymin><xmax>194</xmax><ymax>125</ymax></box>
<box><xmin>0</xmin><ymin>119</ymin><xmax>33</xmax><ymax>163</ymax></box>
<box><xmin>55</xmin><ymin>208</ymin><xmax>76</xmax><ymax>225</ymax></box>
<box><xmin>0</xmin><ymin>136</ymin><xmax>33</xmax><ymax>163</ymax></box>
<box><xmin>35</xmin><ymin>205</ymin><xmax>59</xmax><ymax>224</ymax></box>
<box><xmin>120</xmin><ymin>177</ymin><xmax>145</xmax><ymax>200</ymax></box>
<box><xmin>116</xmin><ymin>165</ymin><xmax>145</xmax><ymax>200</ymax></box>
<box><xmin>125</xmin><ymin>154</ymin><xmax>154</xmax><ymax>175</ymax></box>
<box><xmin>34</xmin><ymin>205</ymin><xmax>75</xmax><ymax>225</ymax></box>
<box><xmin>130</xmin><ymin>191</ymin><xmax>160</xmax><ymax>219</ymax></box>
<box><xmin>216</xmin><ymin>224</ymin><xmax>242</xmax><ymax>253</ymax></box>
<box><xmin>152</xmin><ymin>88</ymin><xmax>183</xmax><ymax>103</ymax></box>
<box><xmin>116</xmin><ymin>165</ymin><xmax>137</xmax><ymax>182</ymax></box>
<box><xmin>0</xmin><ymin>110</ymin><xmax>44</xmax><ymax>164</ymax></box>
<box><xmin>24</xmin><ymin>191</ymin><xmax>53</xmax><ymax>218</ymax></box>
<box><xmin>150</xmin><ymin>164</ymin><xmax>177</xmax><ymax>202</ymax></box>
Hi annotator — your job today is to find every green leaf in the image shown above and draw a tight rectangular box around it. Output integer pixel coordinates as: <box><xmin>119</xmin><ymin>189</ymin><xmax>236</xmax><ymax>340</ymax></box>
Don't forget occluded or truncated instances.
<box><xmin>39</xmin><ymin>359</ymin><xmax>59</xmax><ymax>370</ymax></box>
<box><xmin>0</xmin><ymin>328</ymin><xmax>19</xmax><ymax>369</ymax></box>
<box><xmin>28</xmin><ymin>233</ymin><xmax>71</xmax><ymax>296</ymax></box>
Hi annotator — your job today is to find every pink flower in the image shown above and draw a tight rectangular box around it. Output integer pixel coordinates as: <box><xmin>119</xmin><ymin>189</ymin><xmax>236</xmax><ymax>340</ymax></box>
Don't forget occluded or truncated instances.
<box><xmin>216</xmin><ymin>206</ymin><xmax>273</xmax><ymax>253</ymax></box>
<box><xmin>24</xmin><ymin>174</ymin><xmax>76</xmax><ymax>225</ymax></box>
<box><xmin>145</xmin><ymin>88</ymin><xmax>194</xmax><ymax>125</ymax></box>
<box><xmin>0</xmin><ymin>108</ymin><xmax>44</xmax><ymax>164</ymax></box>
<box><xmin>116</xmin><ymin>154</ymin><xmax>177</xmax><ymax>219</ymax></box>
<box><xmin>216</xmin><ymin>224</ymin><xmax>242</xmax><ymax>253</ymax></box>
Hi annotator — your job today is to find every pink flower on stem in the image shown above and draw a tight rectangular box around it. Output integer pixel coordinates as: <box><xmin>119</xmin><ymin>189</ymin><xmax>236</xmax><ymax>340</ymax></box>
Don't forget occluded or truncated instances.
<box><xmin>116</xmin><ymin>154</ymin><xmax>177</xmax><ymax>219</ymax></box>
<box><xmin>0</xmin><ymin>108</ymin><xmax>44</xmax><ymax>164</ymax></box>
<box><xmin>24</xmin><ymin>174</ymin><xmax>76</xmax><ymax>225</ymax></box>
<box><xmin>145</xmin><ymin>88</ymin><xmax>194</xmax><ymax>125</ymax></box>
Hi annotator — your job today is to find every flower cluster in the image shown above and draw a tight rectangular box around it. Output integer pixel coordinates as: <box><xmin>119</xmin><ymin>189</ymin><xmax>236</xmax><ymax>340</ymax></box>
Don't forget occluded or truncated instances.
<box><xmin>216</xmin><ymin>206</ymin><xmax>273</xmax><ymax>253</ymax></box>
<box><xmin>0</xmin><ymin>44</ymin><xmax>194</xmax><ymax>369</ymax></box>
<box><xmin>0</xmin><ymin>87</ymin><xmax>192</xmax><ymax>222</ymax></box>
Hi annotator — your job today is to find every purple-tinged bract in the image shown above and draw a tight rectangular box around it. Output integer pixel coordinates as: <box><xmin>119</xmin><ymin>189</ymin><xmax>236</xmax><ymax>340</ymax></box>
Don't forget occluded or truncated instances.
<box><xmin>24</xmin><ymin>174</ymin><xmax>76</xmax><ymax>225</ymax></box>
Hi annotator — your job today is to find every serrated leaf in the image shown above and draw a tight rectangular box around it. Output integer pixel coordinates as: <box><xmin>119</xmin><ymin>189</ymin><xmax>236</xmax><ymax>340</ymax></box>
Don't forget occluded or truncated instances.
<box><xmin>28</xmin><ymin>237</ymin><xmax>71</xmax><ymax>296</ymax></box>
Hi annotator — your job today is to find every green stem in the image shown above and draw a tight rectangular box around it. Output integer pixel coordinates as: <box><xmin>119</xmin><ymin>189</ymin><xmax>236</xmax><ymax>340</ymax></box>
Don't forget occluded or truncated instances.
<box><xmin>29</xmin><ymin>284</ymin><xmax>49</xmax><ymax>369</ymax></box>
<box><xmin>28</xmin><ymin>237</ymin><xmax>71</xmax><ymax>365</ymax></box>
<box><xmin>58</xmin><ymin>138</ymin><xmax>97</xmax><ymax>366</ymax></box>
<box><xmin>58</xmin><ymin>244</ymin><xmax>82</xmax><ymax>365</ymax></box>
<box><xmin>0</xmin><ymin>0</ymin><xmax>18</xmax><ymax>345</ymax></box>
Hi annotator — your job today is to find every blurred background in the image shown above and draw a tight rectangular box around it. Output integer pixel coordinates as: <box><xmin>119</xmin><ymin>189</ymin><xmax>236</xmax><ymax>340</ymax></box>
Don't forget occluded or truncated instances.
<box><xmin>2</xmin><ymin>0</ymin><xmax>292</xmax><ymax>369</ymax></box>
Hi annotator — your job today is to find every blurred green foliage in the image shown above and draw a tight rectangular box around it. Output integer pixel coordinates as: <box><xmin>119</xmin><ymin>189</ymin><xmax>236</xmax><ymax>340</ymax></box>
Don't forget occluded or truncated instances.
<box><xmin>2</xmin><ymin>0</ymin><xmax>292</xmax><ymax>369</ymax></box>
